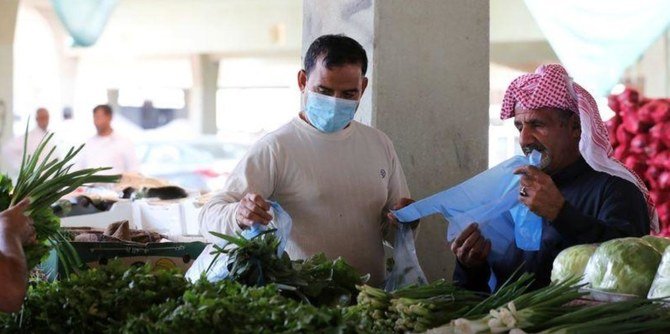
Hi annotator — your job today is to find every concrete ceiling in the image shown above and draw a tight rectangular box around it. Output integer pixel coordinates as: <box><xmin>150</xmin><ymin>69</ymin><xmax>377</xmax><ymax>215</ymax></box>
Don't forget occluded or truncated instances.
<box><xmin>21</xmin><ymin>0</ymin><xmax>556</xmax><ymax>70</ymax></box>
<box><xmin>490</xmin><ymin>0</ymin><xmax>558</xmax><ymax>71</ymax></box>
<box><xmin>22</xmin><ymin>0</ymin><xmax>303</xmax><ymax>59</ymax></box>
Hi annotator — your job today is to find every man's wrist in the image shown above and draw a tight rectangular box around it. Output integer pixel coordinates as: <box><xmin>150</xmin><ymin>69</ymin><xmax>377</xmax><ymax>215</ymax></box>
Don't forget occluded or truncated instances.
<box><xmin>0</xmin><ymin>225</ymin><xmax>25</xmax><ymax>255</ymax></box>
<box><xmin>458</xmin><ymin>258</ymin><xmax>487</xmax><ymax>271</ymax></box>
<box><xmin>548</xmin><ymin>198</ymin><xmax>566</xmax><ymax>221</ymax></box>
<box><xmin>234</xmin><ymin>203</ymin><xmax>246</xmax><ymax>230</ymax></box>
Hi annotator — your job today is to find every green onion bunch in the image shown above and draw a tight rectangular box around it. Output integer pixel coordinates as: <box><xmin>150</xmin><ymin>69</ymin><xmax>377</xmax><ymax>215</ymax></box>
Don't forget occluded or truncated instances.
<box><xmin>0</xmin><ymin>125</ymin><xmax>119</xmax><ymax>272</ymax></box>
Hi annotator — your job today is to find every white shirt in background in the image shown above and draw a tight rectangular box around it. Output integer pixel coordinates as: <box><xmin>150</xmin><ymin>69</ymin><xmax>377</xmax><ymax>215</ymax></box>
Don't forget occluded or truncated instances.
<box><xmin>0</xmin><ymin>128</ymin><xmax>56</xmax><ymax>178</ymax></box>
<box><xmin>77</xmin><ymin>131</ymin><xmax>139</xmax><ymax>175</ymax></box>
<box><xmin>199</xmin><ymin>117</ymin><xmax>410</xmax><ymax>285</ymax></box>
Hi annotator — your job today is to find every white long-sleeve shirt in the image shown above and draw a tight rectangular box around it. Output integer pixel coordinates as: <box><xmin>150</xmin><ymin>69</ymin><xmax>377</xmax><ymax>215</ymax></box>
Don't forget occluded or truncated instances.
<box><xmin>199</xmin><ymin>117</ymin><xmax>410</xmax><ymax>285</ymax></box>
<box><xmin>0</xmin><ymin>128</ymin><xmax>56</xmax><ymax>179</ymax></box>
<box><xmin>76</xmin><ymin>131</ymin><xmax>139</xmax><ymax>175</ymax></box>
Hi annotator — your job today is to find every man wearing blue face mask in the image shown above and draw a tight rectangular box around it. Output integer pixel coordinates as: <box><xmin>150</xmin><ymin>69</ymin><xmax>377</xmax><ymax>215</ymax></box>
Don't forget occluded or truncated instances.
<box><xmin>200</xmin><ymin>34</ymin><xmax>416</xmax><ymax>286</ymax></box>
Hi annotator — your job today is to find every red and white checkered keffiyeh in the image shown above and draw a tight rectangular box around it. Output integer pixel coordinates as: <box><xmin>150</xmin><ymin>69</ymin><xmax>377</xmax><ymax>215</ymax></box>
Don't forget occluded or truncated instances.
<box><xmin>501</xmin><ymin>64</ymin><xmax>659</xmax><ymax>233</ymax></box>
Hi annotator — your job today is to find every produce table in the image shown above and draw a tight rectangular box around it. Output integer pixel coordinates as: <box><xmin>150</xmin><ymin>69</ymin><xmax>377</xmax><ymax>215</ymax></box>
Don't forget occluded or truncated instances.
<box><xmin>5</xmin><ymin>231</ymin><xmax>670</xmax><ymax>333</ymax></box>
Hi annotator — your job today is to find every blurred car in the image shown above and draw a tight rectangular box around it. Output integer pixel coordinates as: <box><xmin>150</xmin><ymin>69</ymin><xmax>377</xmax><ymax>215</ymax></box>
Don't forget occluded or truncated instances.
<box><xmin>136</xmin><ymin>137</ymin><xmax>249</xmax><ymax>192</ymax></box>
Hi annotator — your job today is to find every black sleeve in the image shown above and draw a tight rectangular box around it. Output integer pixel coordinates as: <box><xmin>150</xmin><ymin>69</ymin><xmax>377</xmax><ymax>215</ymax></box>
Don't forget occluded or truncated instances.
<box><xmin>551</xmin><ymin>177</ymin><xmax>650</xmax><ymax>243</ymax></box>
<box><xmin>453</xmin><ymin>261</ymin><xmax>491</xmax><ymax>293</ymax></box>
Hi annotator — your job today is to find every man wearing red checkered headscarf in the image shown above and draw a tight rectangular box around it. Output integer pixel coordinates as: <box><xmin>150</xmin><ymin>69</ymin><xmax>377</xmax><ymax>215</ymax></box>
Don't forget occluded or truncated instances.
<box><xmin>452</xmin><ymin>64</ymin><xmax>655</xmax><ymax>293</ymax></box>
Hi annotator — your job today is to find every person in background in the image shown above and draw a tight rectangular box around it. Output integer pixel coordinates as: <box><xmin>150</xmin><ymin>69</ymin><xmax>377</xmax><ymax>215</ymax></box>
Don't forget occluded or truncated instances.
<box><xmin>451</xmin><ymin>64</ymin><xmax>654</xmax><ymax>292</ymax></box>
<box><xmin>0</xmin><ymin>108</ymin><xmax>57</xmax><ymax>179</ymax></box>
<box><xmin>199</xmin><ymin>34</ymin><xmax>416</xmax><ymax>285</ymax></box>
<box><xmin>76</xmin><ymin>104</ymin><xmax>138</xmax><ymax>175</ymax></box>
<box><xmin>0</xmin><ymin>199</ymin><xmax>35</xmax><ymax>313</ymax></box>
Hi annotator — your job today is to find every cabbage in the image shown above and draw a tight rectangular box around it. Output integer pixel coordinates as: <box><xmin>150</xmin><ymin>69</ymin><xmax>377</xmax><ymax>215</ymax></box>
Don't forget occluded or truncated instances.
<box><xmin>641</xmin><ymin>235</ymin><xmax>670</xmax><ymax>254</ymax></box>
<box><xmin>551</xmin><ymin>244</ymin><xmax>597</xmax><ymax>284</ymax></box>
<box><xmin>648</xmin><ymin>247</ymin><xmax>670</xmax><ymax>299</ymax></box>
<box><xmin>584</xmin><ymin>237</ymin><xmax>661</xmax><ymax>297</ymax></box>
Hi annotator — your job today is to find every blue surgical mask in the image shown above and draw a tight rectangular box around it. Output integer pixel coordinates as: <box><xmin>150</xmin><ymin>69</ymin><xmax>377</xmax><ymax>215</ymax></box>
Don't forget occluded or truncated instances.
<box><xmin>304</xmin><ymin>90</ymin><xmax>359</xmax><ymax>133</ymax></box>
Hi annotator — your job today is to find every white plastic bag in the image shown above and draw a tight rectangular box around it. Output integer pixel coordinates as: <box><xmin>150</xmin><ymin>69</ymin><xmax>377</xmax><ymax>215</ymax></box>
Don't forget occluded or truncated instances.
<box><xmin>393</xmin><ymin>151</ymin><xmax>544</xmax><ymax>261</ymax></box>
<box><xmin>185</xmin><ymin>201</ymin><xmax>292</xmax><ymax>282</ymax></box>
<box><xmin>648</xmin><ymin>246</ymin><xmax>670</xmax><ymax>299</ymax></box>
<box><xmin>384</xmin><ymin>224</ymin><xmax>427</xmax><ymax>291</ymax></box>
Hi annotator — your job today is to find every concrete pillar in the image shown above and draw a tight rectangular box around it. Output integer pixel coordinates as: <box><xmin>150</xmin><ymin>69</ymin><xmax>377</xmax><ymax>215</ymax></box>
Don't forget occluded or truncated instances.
<box><xmin>59</xmin><ymin>57</ymin><xmax>79</xmax><ymax>118</ymax></box>
<box><xmin>633</xmin><ymin>30</ymin><xmax>670</xmax><ymax>98</ymax></box>
<box><xmin>107</xmin><ymin>89</ymin><xmax>119</xmax><ymax>112</ymax></box>
<box><xmin>303</xmin><ymin>0</ymin><xmax>489</xmax><ymax>281</ymax></box>
<box><xmin>302</xmin><ymin>0</ymin><xmax>374</xmax><ymax>125</ymax></box>
<box><xmin>0</xmin><ymin>0</ymin><xmax>19</xmax><ymax>151</ymax></box>
<box><xmin>189</xmin><ymin>54</ymin><xmax>219</xmax><ymax>135</ymax></box>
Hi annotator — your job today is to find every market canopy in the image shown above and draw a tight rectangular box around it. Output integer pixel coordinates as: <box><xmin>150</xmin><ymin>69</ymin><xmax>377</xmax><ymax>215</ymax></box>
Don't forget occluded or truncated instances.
<box><xmin>525</xmin><ymin>0</ymin><xmax>670</xmax><ymax>96</ymax></box>
<box><xmin>51</xmin><ymin>0</ymin><xmax>118</xmax><ymax>47</ymax></box>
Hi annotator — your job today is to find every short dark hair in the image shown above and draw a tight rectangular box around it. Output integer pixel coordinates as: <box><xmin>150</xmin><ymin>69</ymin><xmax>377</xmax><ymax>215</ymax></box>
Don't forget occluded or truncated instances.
<box><xmin>93</xmin><ymin>104</ymin><xmax>113</xmax><ymax>116</ymax></box>
<box><xmin>304</xmin><ymin>34</ymin><xmax>368</xmax><ymax>77</ymax></box>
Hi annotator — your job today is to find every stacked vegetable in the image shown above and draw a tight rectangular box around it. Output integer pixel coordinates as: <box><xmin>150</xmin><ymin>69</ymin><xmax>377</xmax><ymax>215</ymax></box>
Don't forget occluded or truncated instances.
<box><xmin>606</xmin><ymin>88</ymin><xmax>670</xmax><ymax>235</ymax></box>
<box><xmin>550</xmin><ymin>244</ymin><xmax>596</xmax><ymax>284</ymax></box>
<box><xmin>551</xmin><ymin>235</ymin><xmax>670</xmax><ymax>300</ymax></box>
<box><xmin>0</xmin><ymin>128</ymin><xmax>119</xmax><ymax>272</ymax></box>
<box><xmin>584</xmin><ymin>237</ymin><xmax>661</xmax><ymax>297</ymax></box>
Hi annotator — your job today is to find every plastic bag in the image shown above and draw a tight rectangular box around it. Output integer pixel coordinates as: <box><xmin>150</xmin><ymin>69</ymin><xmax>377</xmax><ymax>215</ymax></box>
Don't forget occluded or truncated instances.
<box><xmin>550</xmin><ymin>243</ymin><xmax>597</xmax><ymax>284</ymax></box>
<box><xmin>512</xmin><ymin>151</ymin><xmax>543</xmax><ymax>250</ymax></box>
<box><xmin>648</xmin><ymin>246</ymin><xmax>670</xmax><ymax>299</ymax></box>
<box><xmin>384</xmin><ymin>224</ymin><xmax>427</xmax><ymax>291</ymax></box>
<box><xmin>393</xmin><ymin>151</ymin><xmax>544</xmax><ymax>259</ymax></box>
<box><xmin>185</xmin><ymin>201</ymin><xmax>292</xmax><ymax>282</ymax></box>
<box><xmin>584</xmin><ymin>237</ymin><xmax>660</xmax><ymax>297</ymax></box>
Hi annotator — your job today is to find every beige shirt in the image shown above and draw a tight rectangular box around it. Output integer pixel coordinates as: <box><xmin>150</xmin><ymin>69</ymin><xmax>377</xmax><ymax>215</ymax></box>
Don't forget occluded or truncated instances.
<box><xmin>199</xmin><ymin>117</ymin><xmax>410</xmax><ymax>285</ymax></box>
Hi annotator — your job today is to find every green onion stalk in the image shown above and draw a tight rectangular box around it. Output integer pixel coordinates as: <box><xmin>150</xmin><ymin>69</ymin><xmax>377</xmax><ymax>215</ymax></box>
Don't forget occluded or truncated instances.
<box><xmin>428</xmin><ymin>276</ymin><xmax>584</xmax><ymax>334</ymax></box>
<box><xmin>535</xmin><ymin>298</ymin><xmax>670</xmax><ymax>334</ymax></box>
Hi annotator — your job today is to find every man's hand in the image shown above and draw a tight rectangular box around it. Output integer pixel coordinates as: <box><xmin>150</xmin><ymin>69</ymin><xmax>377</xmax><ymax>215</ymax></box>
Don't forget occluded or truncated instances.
<box><xmin>514</xmin><ymin>165</ymin><xmax>565</xmax><ymax>221</ymax></box>
<box><xmin>235</xmin><ymin>193</ymin><xmax>272</xmax><ymax>229</ymax></box>
<box><xmin>385</xmin><ymin>197</ymin><xmax>419</xmax><ymax>229</ymax></box>
<box><xmin>0</xmin><ymin>199</ymin><xmax>35</xmax><ymax>246</ymax></box>
<box><xmin>450</xmin><ymin>223</ymin><xmax>491</xmax><ymax>269</ymax></box>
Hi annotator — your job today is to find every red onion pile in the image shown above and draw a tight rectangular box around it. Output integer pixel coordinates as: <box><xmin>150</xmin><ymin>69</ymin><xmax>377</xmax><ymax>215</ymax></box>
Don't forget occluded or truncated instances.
<box><xmin>607</xmin><ymin>88</ymin><xmax>670</xmax><ymax>236</ymax></box>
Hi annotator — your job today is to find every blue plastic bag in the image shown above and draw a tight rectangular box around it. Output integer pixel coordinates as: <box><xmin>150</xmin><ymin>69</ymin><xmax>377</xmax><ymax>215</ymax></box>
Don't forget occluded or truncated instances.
<box><xmin>384</xmin><ymin>224</ymin><xmax>428</xmax><ymax>291</ymax></box>
<box><xmin>240</xmin><ymin>202</ymin><xmax>292</xmax><ymax>255</ymax></box>
<box><xmin>393</xmin><ymin>151</ymin><xmax>544</xmax><ymax>260</ymax></box>
<box><xmin>185</xmin><ymin>201</ymin><xmax>292</xmax><ymax>282</ymax></box>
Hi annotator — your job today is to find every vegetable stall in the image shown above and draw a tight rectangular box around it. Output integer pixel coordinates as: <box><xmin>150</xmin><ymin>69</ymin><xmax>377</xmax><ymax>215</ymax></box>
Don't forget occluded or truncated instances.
<box><xmin>4</xmin><ymin>126</ymin><xmax>670</xmax><ymax>333</ymax></box>
<box><xmin>5</xmin><ymin>229</ymin><xmax>670</xmax><ymax>333</ymax></box>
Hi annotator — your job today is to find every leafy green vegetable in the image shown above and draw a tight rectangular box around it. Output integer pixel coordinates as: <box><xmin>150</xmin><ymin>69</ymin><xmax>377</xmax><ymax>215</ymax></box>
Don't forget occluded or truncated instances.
<box><xmin>551</xmin><ymin>244</ymin><xmax>597</xmax><ymax>284</ymax></box>
<box><xmin>122</xmin><ymin>280</ymin><xmax>353</xmax><ymax>334</ymax></box>
<box><xmin>212</xmin><ymin>229</ymin><xmax>299</xmax><ymax>287</ymax></box>
<box><xmin>208</xmin><ymin>229</ymin><xmax>367</xmax><ymax>306</ymax></box>
<box><xmin>0</xmin><ymin>261</ymin><xmax>187</xmax><ymax>333</ymax></box>
<box><xmin>0</xmin><ymin>174</ymin><xmax>11</xmax><ymax>211</ymax></box>
<box><xmin>584</xmin><ymin>237</ymin><xmax>661</xmax><ymax>296</ymax></box>
<box><xmin>647</xmin><ymin>246</ymin><xmax>670</xmax><ymax>299</ymax></box>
